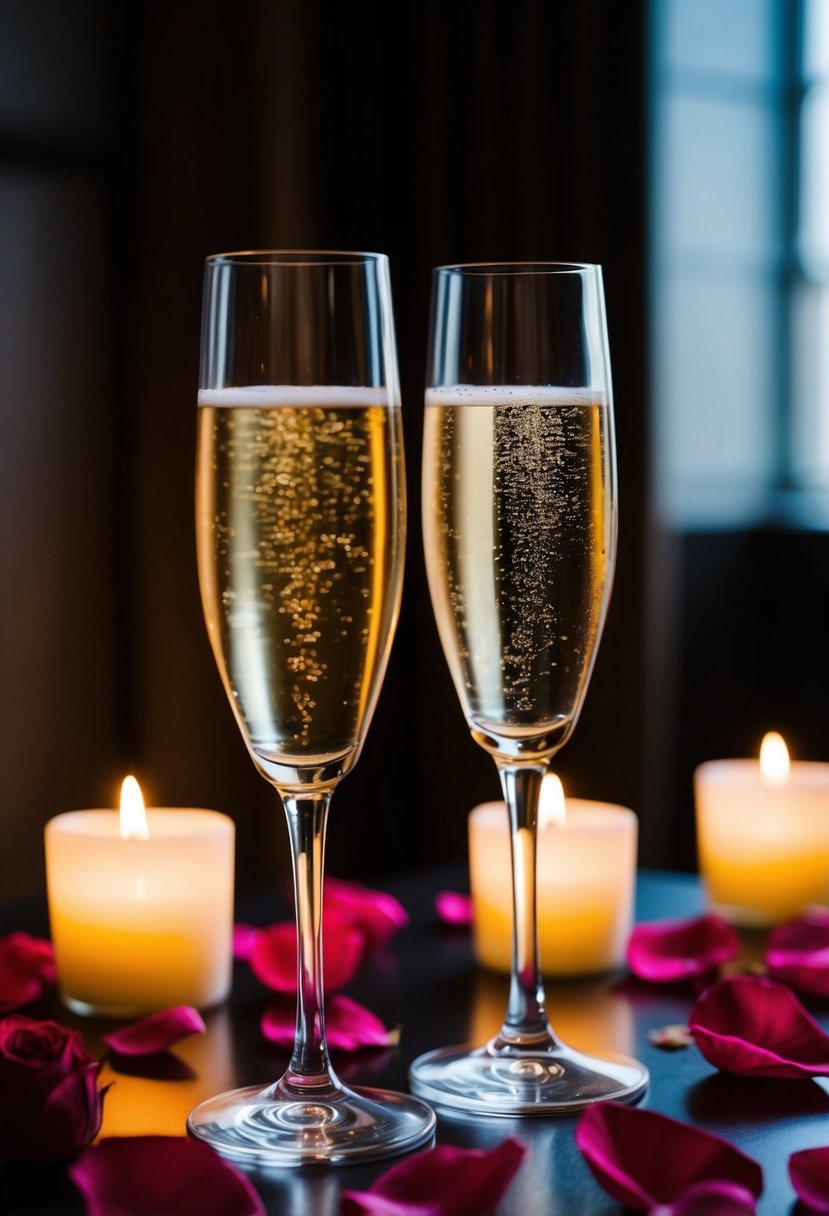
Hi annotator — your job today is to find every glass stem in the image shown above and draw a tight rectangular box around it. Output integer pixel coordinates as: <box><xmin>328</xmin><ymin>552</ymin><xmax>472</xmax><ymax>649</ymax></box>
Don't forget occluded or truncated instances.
<box><xmin>497</xmin><ymin>763</ymin><xmax>553</xmax><ymax>1046</ymax></box>
<box><xmin>280</xmin><ymin>790</ymin><xmax>338</xmax><ymax>1092</ymax></box>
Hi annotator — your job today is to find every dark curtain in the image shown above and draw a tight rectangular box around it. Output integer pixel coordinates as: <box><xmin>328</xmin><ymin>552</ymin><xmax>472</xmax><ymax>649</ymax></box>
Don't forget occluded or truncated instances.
<box><xmin>0</xmin><ymin>0</ymin><xmax>651</xmax><ymax>900</ymax></box>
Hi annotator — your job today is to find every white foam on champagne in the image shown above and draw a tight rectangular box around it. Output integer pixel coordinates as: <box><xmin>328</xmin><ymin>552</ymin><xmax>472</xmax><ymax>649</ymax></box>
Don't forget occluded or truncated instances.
<box><xmin>425</xmin><ymin>385</ymin><xmax>607</xmax><ymax>408</ymax></box>
<box><xmin>199</xmin><ymin>385</ymin><xmax>398</xmax><ymax>408</ymax></box>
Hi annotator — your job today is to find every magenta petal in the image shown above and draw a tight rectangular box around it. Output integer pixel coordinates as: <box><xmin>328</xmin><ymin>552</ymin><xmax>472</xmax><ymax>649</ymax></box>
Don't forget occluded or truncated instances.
<box><xmin>325</xmin><ymin>877</ymin><xmax>409</xmax><ymax>949</ymax></box>
<box><xmin>233</xmin><ymin>923</ymin><xmax>260</xmax><ymax>962</ymax></box>
<box><xmin>790</xmin><ymin>1145</ymin><xmax>829</xmax><ymax>1214</ymax></box>
<box><xmin>627</xmin><ymin>916</ymin><xmax>739</xmax><ymax>984</ymax></box>
<box><xmin>341</xmin><ymin>1137</ymin><xmax>526</xmax><ymax>1216</ymax></box>
<box><xmin>69</xmin><ymin>1136</ymin><xmax>264</xmax><ymax>1216</ymax></box>
<box><xmin>575</xmin><ymin>1102</ymin><xmax>763</xmax><ymax>1211</ymax></box>
<box><xmin>259</xmin><ymin>999</ymin><xmax>295</xmax><ymax>1048</ymax></box>
<box><xmin>435</xmin><ymin>891</ymin><xmax>473</xmax><ymax>927</ymax></box>
<box><xmin>249</xmin><ymin>915</ymin><xmax>365</xmax><ymax>994</ymax></box>
<box><xmin>3</xmin><ymin>933</ymin><xmax>56</xmax><ymax>981</ymax></box>
<box><xmin>0</xmin><ymin>963</ymin><xmax>42</xmax><ymax>1014</ymax></box>
<box><xmin>0</xmin><ymin>933</ymin><xmax>56</xmax><ymax>1012</ymax></box>
<box><xmin>324</xmin><ymin>996</ymin><xmax>397</xmax><ymax>1051</ymax></box>
<box><xmin>766</xmin><ymin>914</ymin><xmax>829</xmax><ymax>1000</ymax></box>
<box><xmin>689</xmin><ymin>975</ymin><xmax>829</xmax><ymax>1079</ymax></box>
<box><xmin>102</xmin><ymin>1006</ymin><xmax>206</xmax><ymax>1056</ymax></box>
<box><xmin>652</xmin><ymin>1179</ymin><xmax>758</xmax><ymax>1215</ymax></box>
<box><xmin>261</xmin><ymin>995</ymin><xmax>397</xmax><ymax>1052</ymax></box>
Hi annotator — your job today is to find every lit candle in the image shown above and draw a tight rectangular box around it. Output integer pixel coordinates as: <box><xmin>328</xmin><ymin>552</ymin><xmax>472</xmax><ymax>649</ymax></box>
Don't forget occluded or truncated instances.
<box><xmin>468</xmin><ymin>776</ymin><xmax>637</xmax><ymax>977</ymax></box>
<box><xmin>45</xmin><ymin>778</ymin><xmax>234</xmax><ymax>1016</ymax></box>
<box><xmin>696</xmin><ymin>733</ymin><xmax>829</xmax><ymax>925</ymax></box>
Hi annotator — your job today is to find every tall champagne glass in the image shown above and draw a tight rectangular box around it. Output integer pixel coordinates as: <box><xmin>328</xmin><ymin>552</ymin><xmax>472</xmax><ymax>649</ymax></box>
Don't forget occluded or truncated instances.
<box><xmin>188</xmin><ymin>252</ymin><xmax>435</xmax><ymax>1164</ymax></box>
<box><xmin>410</xmin><ymin>262</ymin><xmax>648</xmax><ymax>1115</ymax></box>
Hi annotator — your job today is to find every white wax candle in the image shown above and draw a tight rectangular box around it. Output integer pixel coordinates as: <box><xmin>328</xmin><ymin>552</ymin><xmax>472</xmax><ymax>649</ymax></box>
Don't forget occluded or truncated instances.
<box><xmin>45</xmin><ymin>804</ymin><xmax>234</xmax><ymax>1016</ymax></box>
<box><xmin>468</xmin><ymin>779</ymin><xmax>637</xmax><ymax>977</ymax></box>
<box><xmin>696</xmin><ymin>735</ymin><xmax>829</xmax><ymax>925</ymax></box>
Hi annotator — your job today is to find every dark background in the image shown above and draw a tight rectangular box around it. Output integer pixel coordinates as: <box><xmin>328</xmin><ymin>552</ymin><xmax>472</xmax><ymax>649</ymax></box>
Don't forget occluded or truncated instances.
<box><xmin>1</xmin><ymin>0</ymin><xmax>826</xmax><ymax>904</ymax></box>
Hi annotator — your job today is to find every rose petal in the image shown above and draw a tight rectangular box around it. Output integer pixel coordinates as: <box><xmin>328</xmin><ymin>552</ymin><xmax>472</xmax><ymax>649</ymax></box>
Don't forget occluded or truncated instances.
<box><xmin>0</xmin><ymin>934</ymin><xmax>56</xmax><ymax>1012</ymax></box>
<box><xmin>233</xmin><ymin>923</ymin><xmax>260</xmax><ymax>962</ymax></box>
<box><xmin>651</xmin><ymin>1179</ymin><xmax>759</xmax><ymax>1215</ymax></box>
<box><xmin>325</xmin><ymin>877</ymin><xmax>409</xmax><ymax>949</ymax></box>
<box><xmin>789</xmin><ymin>1145</ymin><xmax>829</xmax><ymax>1214</ymax></box>
<box><xmin>102</xmin><ymin>1006</ymin><xmax>206</xmax><ymax>1056</ymax></box>
<box><xmin>627</xmin><ymin>916</ymin><xmax>739</xmax><ymax>984</ymax></box>
<box><xmin>249</xmin><ymin>914</ymin><xmax>364</xmax><ymax>994</ymax></box>
<box><xmin>766</xmin><ymin>914</ymin><xmax>829</xmax><ymax>1000</ymax></box>
<box><xmin>435</xmin><ymin>891</ymin><xmax>473</xmax><ymax>927</ymax></box>
<box><xmin>341</xmin><ymin>1137</ymin><xmax>526</xmax><ymax>1216</ymax></box>
<box><xmin>689</xmin><ymin>975</ymin><xmax>829</xmax><ymax>1078</ymax></box>
<box><xmin>575</xmin><ymin>1102</ymin><xmax>763</xmax><ymax>1211</ymax></box>
<box><xmin>261</xmin><ymin>994</ymin><xmax>398</xmax><ymax>1052</ymax></box>
<box><xmin>0</xmin><ymin>964</ymin><xmax>43</xmax><ymax>1014</ymax></box>
<box><xmin>69</xmin><ymin>1136</ymin><xmax>265</xmax><ymax>1216</ymax></box>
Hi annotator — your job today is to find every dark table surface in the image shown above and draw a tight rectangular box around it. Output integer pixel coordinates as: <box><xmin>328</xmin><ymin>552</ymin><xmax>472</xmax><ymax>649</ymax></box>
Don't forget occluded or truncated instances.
<box><xmin>2</xmin><ymin>868</ymin><xmax>826</xmax><ymax>1215</ymax></box>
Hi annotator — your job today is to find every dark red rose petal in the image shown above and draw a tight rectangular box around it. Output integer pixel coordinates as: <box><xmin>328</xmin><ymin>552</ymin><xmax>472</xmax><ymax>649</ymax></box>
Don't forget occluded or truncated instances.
<box><xmin>575</xmin><ymin>1102</ymin><xmax>762</xmax><ymax>1211</ymax></box>
<box><xmin>689</xmin><ymin>975</ymin><xmax>829</xmax><ymax>1079</ymax></box>
<box><xmin>627</xmin><ymin>916</ymin><xmax>739</xmax><ymax>985</ymax></box>
<box><xmin>789</xmin><ymin>1145</ymin><xmax>829</xmax><ymax>1214</ymax></box>
<box><xmin>434</xmin><ymin>891</ymin><xmax>473</xmax><ymax>927</ymax></box>
<box><xmin>69</xmin><ymin>1136</ymin><xmax>265</xmax><ymax>1216</ymax></box>
<box><xmin>0</xmin><ymin>934</ymin><xmax>56</xmax><ymax>1012</ymax></box>
<box><xmin>325</xmin><ymin>877</ymin><xmax>409</xmax><ymax>949</ymax></box>
<box><xmin>341</xmin><ymin>1137</ymin><xmax>526</xmax><ymax>1215</ymax></box>
<box><xmin>765</xmin><ymin>914</ymin><xmax>829</xmax><ymax>1000</ymax></box>
<box><xmin>102</xmin><ymin>1006</ymin><xmax>206</xmax><ymax>1056</ymax></box>
<box><xmin>249</xmin><ymin>914</ymin><xmax>364</xmax><ymax>994</ymax></box>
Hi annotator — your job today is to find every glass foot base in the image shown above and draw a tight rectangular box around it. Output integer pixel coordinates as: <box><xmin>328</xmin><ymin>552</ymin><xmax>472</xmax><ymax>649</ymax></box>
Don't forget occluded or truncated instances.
<box><xmin>409</xmin><ymin>1038</ymin><xmax>648</xmax><ymax>1117</ymax></box>
<box><xmin>187</xmin><ymin>1082</ymin><xmax>436</xmax><ymax>1167</ymax></box>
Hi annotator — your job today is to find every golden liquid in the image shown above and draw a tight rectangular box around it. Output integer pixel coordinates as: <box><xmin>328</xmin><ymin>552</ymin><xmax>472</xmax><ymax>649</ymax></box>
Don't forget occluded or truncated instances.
<box><xmin>196</xmin><ymin>392</ymin><xmax>405</xmax><ymax>779</ymax></box>
<box><xmin>422</xmin><ymin>388</ymin><xmax>614</xmax><ymax>760</ymax></box>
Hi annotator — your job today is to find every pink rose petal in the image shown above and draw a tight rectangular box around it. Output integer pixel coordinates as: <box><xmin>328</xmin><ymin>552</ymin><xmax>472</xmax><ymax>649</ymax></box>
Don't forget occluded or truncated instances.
<box><xmin>249</xmin><ymin>914</ymin><xmax>365</xmax><ymax>994</ymax></box>
<box><xmin>627</xmin><ymin>916</ymin><xmax>739</xmax><ymax>984</ymax></box>
<box><xmin>261</xmin><ymin>994</ymin><xmax>398</xmax><ymax>1052</ymax></box>
<box><xmin>0</xmin><ymin>933</ymin><xmax>56</xmax><ymax>1012</ymax></box>
<box><xmin>790</xmin><ymin>1145</ymin><xmax>829</xmax><ymax>1214</ymax></box>
<box><xmin>102</xmin><ymin>1006</ymin><xmax>206</xmax><ymax>1056</ymax></box>
<box><xmin>575</xmin><ymin>1102</ymin><xmax>763</xmax><ymax>1212</ymax></box>
<box><xmin>69</xmin><ymin>1136</ymin><xmax>265</xmax><ymax>1216</ymax></box>
<box><xmin>325</xmin><ymin>877</ymin><xmax>409</xmax><ymax>949</ymax></box>
<box><xmin>341</xmin><ymin>1137</ymin><xmax>526</xmax><ymax>1215</ymax></box>
<box><xmin>766</xmin><ymin>914</ymin><xmax>829</xmax><ymax>1000</ymax></box>
<box><xmin>651</xmin><ymin>1179</ymin><xmax>758</xmax><ymax>1215</ymax></box>
<box><xmin>435</xmin><ymin>891</ymin><xmax>473</xmax><ymax>927</ymax></box>
<box><xmin>233</xmin><ymin>923</ymin><xmax>260</xmax><ymax>962</ymax></box>
<box><xmin>689</xmin><ymin>975</ymin><xmax>829</xmax><ymax>1078</ymax></box>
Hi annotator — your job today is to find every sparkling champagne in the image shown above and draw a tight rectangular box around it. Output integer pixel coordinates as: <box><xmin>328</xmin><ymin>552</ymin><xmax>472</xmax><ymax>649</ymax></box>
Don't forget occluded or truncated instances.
<box><xmin>422</xmin><ymin>386</ymin><xmax>615</xmax><ymax>760</ymax></box>
<box><xmin>196</xmin><ymin>387</ymin><xmax>405</xmax><ymax>782</ymax></box>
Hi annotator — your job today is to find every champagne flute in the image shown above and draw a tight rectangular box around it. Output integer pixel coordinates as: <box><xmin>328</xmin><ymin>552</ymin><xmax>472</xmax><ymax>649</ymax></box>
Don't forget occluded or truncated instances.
<box><xmin>188</xmin><ymin>251</ymin><xmax>435</xmax><ymax>1164</ymax></box>
<box><xmin>409</xmin><ymin>262</ymin><xmax>648</xmax><ymax>1115</ymax></box>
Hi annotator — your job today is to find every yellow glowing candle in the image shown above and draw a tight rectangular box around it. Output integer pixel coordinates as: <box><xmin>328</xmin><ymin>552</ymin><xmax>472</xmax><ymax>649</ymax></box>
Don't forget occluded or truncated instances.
<box><xmin>45</xmin><ymin>777</ymin><xmax>234</xmax><ymax>1016</ymax></box>
<box><xmin>696</xmin><ymin>733</ymin><xmax>829</xmax><ymax>926</ymax></box>
<box><xmin>468</xmin><ymin>775</ymin><xmax>637</xmax><ymax>977</ymax></box>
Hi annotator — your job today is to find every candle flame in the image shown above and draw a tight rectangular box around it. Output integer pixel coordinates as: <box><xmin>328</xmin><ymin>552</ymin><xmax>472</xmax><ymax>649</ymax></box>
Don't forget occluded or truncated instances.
<box><xmin>760</xmin><ymin>732</ymin><xmax>790</xmax><ymax>786</ymax></box>
<box><xmin>539</xmin><ymin>774</ymin><xmax>566</xmax><ymax>829</ymax></box>
<box><xmin>120</xmin><ymin>775</ymin><xmax>150</xmax><ymax>840</ymax></box>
